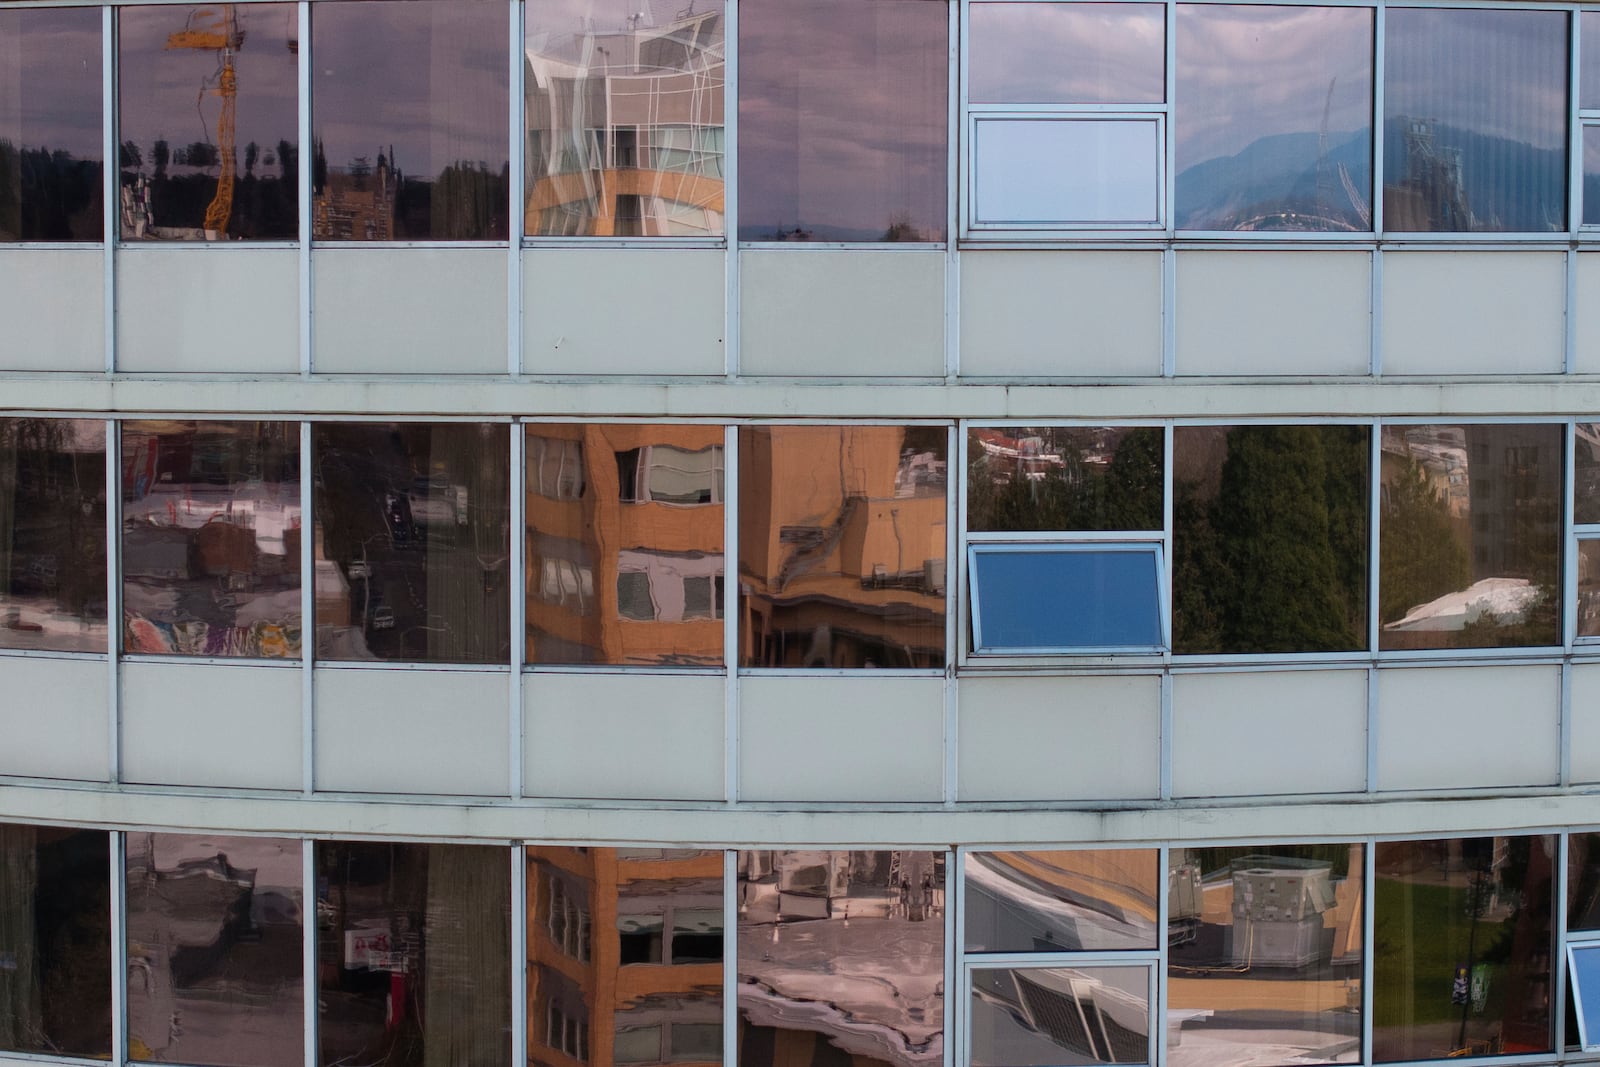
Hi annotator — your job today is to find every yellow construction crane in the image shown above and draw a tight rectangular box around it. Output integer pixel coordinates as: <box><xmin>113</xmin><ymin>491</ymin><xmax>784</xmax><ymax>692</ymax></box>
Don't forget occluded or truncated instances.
<box><xmin>166</xmin><ymin>5</ymin><xmax>242</xmax><ymax>238</ymax></box>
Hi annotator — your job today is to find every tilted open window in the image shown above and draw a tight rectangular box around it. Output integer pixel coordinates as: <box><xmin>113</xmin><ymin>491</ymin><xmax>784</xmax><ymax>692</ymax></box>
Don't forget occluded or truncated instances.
<box><xmin>969</xmin><ymin>542</ymin><xmax>1165</xmax><ymax>654</ymax></box>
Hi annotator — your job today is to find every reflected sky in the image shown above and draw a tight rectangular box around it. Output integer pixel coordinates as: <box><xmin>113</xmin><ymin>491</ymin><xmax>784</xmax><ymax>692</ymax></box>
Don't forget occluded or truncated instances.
<box><xmin>970</xmin><ymin>4</ymin><xmax>1163</xmax><ymax>104</ymax></box>
<box><xmin>1584</xmin><ymin>13</ymin><xmax>1600</xmax><ymax>111</ymax></box>
<box><xmin>0</xmin><ymin>8</ymin><xmax>102</xmax><ymax>159</ymax></box>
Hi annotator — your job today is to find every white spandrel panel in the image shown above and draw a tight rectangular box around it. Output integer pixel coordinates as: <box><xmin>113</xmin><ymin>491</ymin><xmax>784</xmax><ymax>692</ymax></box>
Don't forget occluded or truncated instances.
<box><xmin>1569</xmin><ymin>663</ymin><xmax>1600</xmax><ymax>783</ymax></box>
<box><xmin>117</xmin><ymin>247</ymin><xmax>299</xmax><ymax>373</ymax></box>
<box><xmin>315</xmin><ymin>667</ymin><xmax>509</xmax><ymax>795</ymax></box>
<box><xmin>523</xmin><ymin>248</ymin><xmax>725</xmax><ymax>375</ymax></box>
<box><xmin>739</xmin><ymin>674</ymin><xmax>944</xmax><ymax>801</ymax></box>
<box><xmin>523</xmin><ymin>672</ymin><xmax>724</xmax><ymax>800</ymax></box>
<box><xmin>957</xmin><ymin>674</ymin><xmax>1160</xmax><ymax>801</ymax></box>
<box><xmin>0</xmin><ymin>249</ymin><xmax>104</xmax><ymax>372</ymax></box>
<box><xmin>1376</xmin><ymin>664</ymin><xmax>1559</xmax><ymax>791</ymax></box>
<box><xmin>959</xmin><ymin>250</ymin><xmax>1162</xmax><ymax>377</ymax></box>
<box><xmin>973</xmin><ymin>118</ymin><xmax>1161</xmax><ymax>226</ymax></box>
<box><xmin>312</xmin><ymin>247</ymin><xmax>507</xmax><ymax>374</ymax></box>
<box><xmin>1573</xmin><ymin>253</ymin><xmax>1600</xmax><ymax>374</ymax></box>
<box><xmin>1381</xmin><ymin>251</ymin><xmax>1565</xmax><ymax>375</ymax></box>
<box><xmin>122</xmin><ymin>659</ymin><xmax>301</xmax><ymax>790</ymax></box>
<box><xmin>739</xmin><ymin>250</ymin><xmax>945</xmax><ymax>376</ymax></box>
<box><xmin>1175</xmin><ymin>251</ymin><xmax>1370</xmax><ymax>376</ymax></box>
<box><xmin>1172</xmin><ymin>669</ymin><xmax>1367</xmax><ymax>797</ymax></box>
<box><xmin>0</xmin><ymin>655</ymin><xmax>108</xmax><ymax>781</ymax></box>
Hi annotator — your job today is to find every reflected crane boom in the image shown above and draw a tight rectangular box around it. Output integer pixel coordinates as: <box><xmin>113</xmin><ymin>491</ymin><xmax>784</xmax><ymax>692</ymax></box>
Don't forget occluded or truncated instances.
<box><xmin>166</xmin><ymin>5</ymin><xmax>243</xmax><ymax>238</ymax></box>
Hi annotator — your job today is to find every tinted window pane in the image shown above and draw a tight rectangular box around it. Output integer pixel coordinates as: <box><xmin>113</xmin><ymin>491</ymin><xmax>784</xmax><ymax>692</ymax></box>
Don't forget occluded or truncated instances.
<box><xmin>1379</xmin><ymin>424</ymin><xmax>1560</xmax><ymax>650</ymax></box>
<box><xmin>122</xmin><ymin>421</ymin><xmax>300</xmax><ymax>658</ymax></box>
<box><xmin>1372</xmin><ymin>836</ymin><xmax>1554</xmax><ymax>1061</ymax></box>
<box><xmin>1176</xmin><ymin>5</ymin><xmax>1372</xmax><ymax>232</ymax></box>
<box><xmin>313</xmin><ymin>423</ymin><xmax>510</xmax><ymax>663</ymax></box>
<box><xmin>1167</xmin><ymin>845</ymin><xmax>1364</xmax><ymax>1067</ymax></box>
<box><xmin>971</xmin><ymin>965</ymin><xmax>1149</xmax><ymax>1067</ymax></box>
<box><xmin>968</xmin><ymin>427</ymin><xmax>1162</xmax><ymax>533</ymax></box>
<box><xmin>1567</xmin><ymin>832</ymin><xmax>1600</xmax><ymax>929</ymax></box>
<box><xmin>971</xmin><ymin>547</ymin><xmax>1162</xmax><ymax>652</ymax></box>
<box><xmin>1580</xmin><ymin>540</ymin><xmax>1600</xmax><ymax>639</ymax></box>
<box><xmin>974</xmin><ymin>118</ymin><xmax>1161</xmax><ymax>226</ymax></box>
<box><xmin>126</xmin><ymin>833</ymin><xmax>303</xmax><ymax>1067</ymax></box>
<box><xmin>1572</xmin><ymin>945</ymin><xmax>1600</xmax><ymax>1048</ymax></box>
<box><xmin>969</xmin><ymin>3</ymin><xmax>1163</xmax><ymax>104</ymax></box>
<box><xmin>1173</xmin><ymin>425</ymin><xmax>1369</xmax><ymax>655</ymax></box>
<box><xmin>964</xmin><ymin>850</ymin><xmax>1158</xmax><ymax>953</ymax></box>
<box><xmin>526</xmin><ymin>425</ymin><xmax>723</xmax><ymax>666</ymax></box>
<box><xmin>0</xmin><ymin>7</ymin><xmax>103</xmax><ymax>242</ymax></box>
<box><xmin>1583</xmin><ymin>13</ymin><xmax>1600</xmax><ymax>112</ymax></box>
<box><xmin>312</xmin><ymin>0</ymin><xmax>509</xmax><ymax>241</ymax></box>
<box><xmin>525</xmin><ymin>0</ymin><xmax>725</xmax><ymax>237</ymax></box>
<box><xmin>738</xmin><ymin>850</ymin><xmax>942</xmax><ymax>1067</ymax></box>
<box><xmin>316</xmin><ymin>842</ymin><xmax>510</xmax><ymax>1067</ymax></box>
<box><xmin>1584</xmin><ymin>127</ymin><xmax>1600</xmax><ymax>227</ymax></box>
<box><xmin>0</xmin><ymin>419</ymin><xmax>107</xmax><ymax>652</ymax></box>
<box><xmin>1383</xmin><ymin>8</ymin><xmax>1567</xmax><ymax>233</ymax></box>
<box><xmin>118</xmin><ymin>5</ymin><xmax>298</xmax><ymax>241</ymax></box>
<box><xmin>0</xmin><ymin>823</ymin><xmax>111</xmax><ymax>1058</ymax></box>
<box><xmin>1578</xmin><ymin>423</ymin><xmax>1600</xmax><ymax>524</ymax></box>
<box><xmin>738</xmin><ymin>426</ymin><xmax>946</xmax><ymax>668</ymax></box>
<box><xmin>738</xmin><ymin>0</ymin><xmax>946</xmax><ymax>242</ymax></box>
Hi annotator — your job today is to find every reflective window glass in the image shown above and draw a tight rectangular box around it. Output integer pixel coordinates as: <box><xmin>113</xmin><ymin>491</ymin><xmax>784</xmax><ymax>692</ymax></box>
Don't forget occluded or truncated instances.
<box><xmin>1566</xmin><ymin>832</ymin><xmax>1600</xmax><ymax>930</ymax></box>
<box><xmin>525</xmin><ymin>0</ymin><xmax>725</xmax><ymax>237</ymax></box>
<box><xmin>316</xmin><ymin>842</ymin><xmax>511</xmax><ymax>1067</ymax></box>
<box><xmin>1579</xmin><ymin>540</ymin><xmax>1600</xmax><ymax>639</ymax></box>
<box><xmin>737</xmin><ymin>0</ymin><xmax>946</xmax><ymax>242</ymax></box>
<box><xmin>1372</xmin><ymin>836</ymin><xmax>1554</xmax><ymax>1061</ymax></box>
<box><xmin>1582</xmin><ymin>13</ymin><xmax>1600</xmax><ymax>112</ymax></box>
<box><xmin>527</xmin><ymin>847</ymin><xmax>723</xmax><ymax>1067</ymax></box>
<box><xmin>126</xmin><ymin>833</ymin><xmax>303</xmax><ymax>1067</ymax></box>
<box><xmin>1383</xmin><ymin>8</ymin><xmax>1567</xmax><ymax>233</ymax></box>
<box><xmin>1176</xmin><ymin>5</ymin><xmax>1372</xmax><ymax>232</ymax></box>
<box><xmin>526</xmin><ymin>424</ymin><xmax>723</xmax><ymax>667</ymax></box>
<box><xmin>1173</xmin><ymin>425</ymin><xmax>1369</xmax><ymax>655</ymax></box>
<box><xmin>117</xmin><ymin>5</ymin><xmax>298</xmax><ymax>241</ymax></box>
<box><xmin>969</xmin><ymin>545</ymin><xmax>1163</xmax><ymax>653</ymax></box>
<box><xmin>1167</xmin><ymin>845</ymin><xmax>1364</xmax><ymax>1067</ymax></box>
<box><xmin>738</xmin><ymin>850</ymin><xmax>943</xmax><ymax>1067</ymax></box>
<box><xmin>311</xmin><ymin>0</ymin><xmax>509</xmax><ymax>241</ymax></box>
<box><xmin>1570</xmin><ymin>944</ymin><xmax>1600</xmax><ymax>1050</ymax></box>
<box><xmin>970</xmin><ymin>965</ymin><xmax>1151</xmax><ymax>1067</ymax></box>
<box><xmin>968</xmin><ymin>427</ymin><xmax>1163</xmax><ymax>533</ymax></box>
<box><xmin>973</xmin><ymin>118</ymin><xmax>1162</xmax><ymax>227</ymax></box>
<box><xmin>0</xmin><ymin>7</ymin><xmax>103</xmax><ymax>242</ymax></box>
<box><xmin>969</xmin><ymin>3</ymin><xmax>1163</xmax><ymax>105</ymax></box>
<box><xmin>1584</xmin><ymin>127</ymin><xmax>1600</xmax><ymax>227</ymax></box>
<box><xmin>122</xmin><ymin>421</ymin><xmax>300</xmax><ymax>658</ymax></box>
<box><xmin>0</xmin><ymin>823</ymin><xmax>112</xmax><ymax>1058</ymax></box>
<box><xmin>0</xmin><ymin>418</ymin><xmax>107</xmax><ymax>653</ymax></box>
<box><xmin>1379</xmin><ymin>424</ymin><xmax>1560</xmax><ymax>651</ymax></box>
<box><xmin>964</xmin><ymin>850</ymin><xmax>1159</xmax><ymax>953</ymax></box>
<box><xmin>1576</xmin><ymin>423</ymin><xmax>1600</xmax><ymax>525</ymax></box>
<box><xmin>312</xmin><ymin>423</ymin><xmax>510</xmax><ymax>663</ymax></box>
<box><xmin>738</xmin><ymin>426</ymin><xmax>946</xmax><ymax>668</ymax></box>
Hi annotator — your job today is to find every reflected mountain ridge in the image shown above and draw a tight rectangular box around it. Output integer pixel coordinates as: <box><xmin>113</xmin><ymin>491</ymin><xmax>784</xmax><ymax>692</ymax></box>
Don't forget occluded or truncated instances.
<box><xmin>1175</xmin><ymin>128</ymin><xmax>1370</xmax><ymax>231</ymax></box>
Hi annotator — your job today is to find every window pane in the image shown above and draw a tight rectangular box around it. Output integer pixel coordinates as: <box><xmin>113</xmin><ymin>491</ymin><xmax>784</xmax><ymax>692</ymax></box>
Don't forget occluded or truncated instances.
<box><xmin>1578</xmin><ymin>423</ymin><xmax>1600</xmax><ymax>524</ymax></box>
<box><xmin>971</xmin><ymin>966</ymin><xmax>1150</xmax><ymax>1067</ymax></box>
<box><xmin>525</xmin><ymin>424</ymin><xmax>723</xmax><ymax>667</ymax></box>
<box><xmin>117</xmin><ymin>5</ymin><xmax>298</xmax><ymax>241</ymax></box>
<box><xmin>1571</xmin><ymin>945</ymin><xmax>1600</xmax><ymax>1049</ymax></box>
<box><xmin>1167</xmin><ymin>845</ymin><xmax>1364</xmax><ymax>1067</ymax></box>
<box><xmin>970</xmin><ymin>546</ymin><xmax>1162</xmax><ymax>652</ymax></box>
<box><xmin>738</xmin><ymin>426</ymin><xmax>946</xmax><ymax>668</ymax></box>
<box><xmin>315</xmin><ymin>842</ymin><xmax>511</xmax><ymax>1067</ymax></box>
<box><xmin>1173</xmin><ymin>426</ymin><xmax>1369</xmax><ymax>655</ymax></box>
<box><xmin>1176</xmin><ymin>5</ymin><xmax>1372</xmax><ymax>232</ymax></box>
<box><xmin>1584</xmin><ymin>127</ymin><xmax>1600</xmax><ymax>227</ymax></box>
<box><xmin>974</xmin><ymin>118</ymin><xmax>1161</xmax><ymax>226</ymax></box>
<box><xmin>968</xmin><ymin>427</ymin><xmax>1163</xmax><ymax>533</ymax></box>
<box><xmin>0</xmin><ymin>7</ymin><xmax>103</xmax><ymax>242</ymax></box>
<box><xmin>313</xmin><ymin>423</ymin><xmax>510</xmax><ymax>663</ymax></box>
<box><xmin>122</xmin><ymin>421</ymin><xmax>300</xmax><ymax>658</ymax></box>
<box><xmin>1580</xmin><ymin>540</ymin><xmax>1600</xmax><ymax>639</ymax></box>
<box><xmin>0</xmin><ymin>418</ymin><xmax>107</xmax><ymax>652</ymax></box>
<box><xmin>126</xmin><ymin>833</ymin><xmax>303</xmax><ymax>1067</ymax></box>
<box><xmin>1383</xmin><ymin>8</ymin><xmax>1567</xmax><ymax>233</ymax></box>
<box><xmin>738</xmin><ymin>850</ymin><xmax>943</xmax><ymax>1067</ymax></box>
<box><xmin>1372</xmin><ymin>836</ymin><xmax>1554</xmax><ymax>1061</ymax></box>
<box><xmin>0</xmin><ymin>823</ymin><xmax>111</xmax><ymax>1058</ymax></box>
<box><xmin>1582</xmin><ymin>13</ymin><xmax>1600</xmax><ymax>112</ymax></box>
<box><xmin>1379</xmin><ymin>424</ymin><xmax>1560</xmax><ymax>650</ymax></box>
<box><xmin>969</xmin><ymin>3</ymin><xmax>1162</xmax><ymax>105</ymax></box>
<box><xmin>1567</xmin><ymin>832</ymin><xmax>1600</xmax><ymax>929</ymax></box>
<box><xmin>311</xmin><ymin>0</ymin><xmax>509</xmax><ymax>241</ymax></box>
<box><xmin>524</xmin><ymin>0</ymin><xmax>725</xmax><ymax>238</ymax></box>
<box><xmin>737</xmin><ymin>0</ymin><xmax>946</xmax><ymax>242</ymax></box>
<box><xmin>964</xmin><ymin>850</ymin><xmax>1159</xmax><ymax>953</ymax></box>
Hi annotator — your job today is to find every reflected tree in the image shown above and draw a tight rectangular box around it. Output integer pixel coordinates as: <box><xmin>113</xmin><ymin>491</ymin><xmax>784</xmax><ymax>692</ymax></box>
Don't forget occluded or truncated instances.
<box><xmin>1379</xmin><ymin>457</ymin><xmax>1471</xmax><ymax>623</ymax></box>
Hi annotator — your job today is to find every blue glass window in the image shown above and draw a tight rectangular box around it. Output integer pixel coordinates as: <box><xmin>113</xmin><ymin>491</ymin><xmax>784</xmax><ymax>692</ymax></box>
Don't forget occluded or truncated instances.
<box><xmin>1571</xmin><ymin>943</ymin><xmax>1600</xmax><ymax>1049</ymax></box>
<box><xmin>969</xmin><ymin>544</ymin><xmax>1164</xmax><ymax>654</ymax></box>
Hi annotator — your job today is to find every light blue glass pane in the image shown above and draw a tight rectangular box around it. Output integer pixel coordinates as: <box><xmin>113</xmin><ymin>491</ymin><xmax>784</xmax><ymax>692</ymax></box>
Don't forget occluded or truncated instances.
<box><xmin>1574</xmin><ymin>945</ymin><xmax>1600</xmax><ymax>1046</ymax></box>
<box><xmin>975</xmin><ymin>550</ymin><xmax>1161</xmax><ymax>650</ymax></box>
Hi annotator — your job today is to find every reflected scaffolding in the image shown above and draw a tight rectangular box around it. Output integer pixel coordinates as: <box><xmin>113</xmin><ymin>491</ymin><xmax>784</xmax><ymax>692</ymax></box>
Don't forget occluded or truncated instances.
<box><xmin>125</xmin><ymin>833</ymin><xmax>303</xmax><ymax>1067</ymax></box>
<box><xmin>525</xmin><ymin>424</ymin><xmax>723</xmax><ymax>666</ymax></box>
<box><xmin>316</xmin><ymin>842</ymin><xmax>511</xmax><ymax>1067</ymax></box>
<box><xmin>738</xmin><ymin>850</ymin><xmax>943</xmax><ymax>1067</ymax></box>
<box><xmin>1167</xmin><ymin>845</ymin><xmax>1364</xmax><ymax>1067</ymax></box>
<box><xmin>967</xmin><ymin>426</ymin><xmax>1162</xmax><ymax>533</ymax></box>
<box><xmin>970</xmin><ymin>965</ymin><xmax>1150</xmax><ymax>1067</ymax></box>
<box><xmin>121</xmin><ymin>421</ymin><xmax>300</xmax><ymax>658</ymax></box>
<box><xmin>0</xmin><ymin>418</ymin><xmax>107</xmax><ymax>653</ymax></box>
<box><xmin>964</xmin><ymin>850</ymin><xmax>1159</xmax><ymax>953</ymax></box>
<box><xmin>738</xmin><ymin>426</ymin><xmax>946</xmax><ymax>668</ymax></box>
<box><xmin>524</xmin><ymin>0</ymin><xmax>725</xmax><ymax>237</ymax></box>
